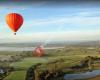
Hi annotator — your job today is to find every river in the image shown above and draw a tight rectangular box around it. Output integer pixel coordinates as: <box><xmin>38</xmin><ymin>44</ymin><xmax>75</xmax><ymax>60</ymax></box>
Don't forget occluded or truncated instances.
<box><xmin>64</xmin><ymin>70</ymin><xmax>100</xmax><ymax>80</ymax></box>
<box><xmin>0</xmin><ymin>47</ymin><xmax>64</xmax><ymax>51</ymax></box>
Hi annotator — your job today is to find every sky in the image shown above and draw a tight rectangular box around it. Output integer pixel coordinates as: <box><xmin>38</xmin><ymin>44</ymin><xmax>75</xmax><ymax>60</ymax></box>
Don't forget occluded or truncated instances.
<box><xmin>0</xmin><ymin>0</ymin><xmax>100</xmax><ymax>43</ymax></box>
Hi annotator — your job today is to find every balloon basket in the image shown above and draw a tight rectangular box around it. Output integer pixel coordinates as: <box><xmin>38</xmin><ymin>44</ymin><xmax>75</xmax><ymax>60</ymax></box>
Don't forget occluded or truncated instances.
<box><xmin>14</xmin><ymin>33</ymin><xmax>16</xmax><ymax>35</ymax></box>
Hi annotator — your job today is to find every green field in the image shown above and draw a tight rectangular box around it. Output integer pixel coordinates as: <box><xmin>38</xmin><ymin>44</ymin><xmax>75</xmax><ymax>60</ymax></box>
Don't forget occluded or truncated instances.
<box><xmin>0</xmin><ymin>47</ymin><xmax>99</xmax><ymax>80</ymax></box>
<box><xmin>10</xmin><ymin>57</ymin><xmax>49</xmax><ymax>69</ymax></box>
<box><xmin>4</xmin><ymin>71</ymin><xmax>26</xmax><ymax>80</ymax></box>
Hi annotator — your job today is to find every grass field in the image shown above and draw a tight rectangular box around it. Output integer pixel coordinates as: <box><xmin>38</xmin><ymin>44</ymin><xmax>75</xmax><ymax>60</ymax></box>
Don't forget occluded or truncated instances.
<box><xmin>4</xmin><ymin>71</ymin><xmax>26</xmax><ymax>80</ymax></box>
<box><xmin>1</xmin><ymin>47</ymin><xmax>100</xmax><ymax>80</ymax></box>
<box><xmin>10</xmin><ymin>57</ymin><xmax>49</xmax><ymax>69</ymax></box>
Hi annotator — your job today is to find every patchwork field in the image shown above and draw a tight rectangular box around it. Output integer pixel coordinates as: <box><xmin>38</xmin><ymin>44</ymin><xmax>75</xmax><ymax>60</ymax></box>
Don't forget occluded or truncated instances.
<box><xmin>0</xmin><ymin>46</ymin><xmax>99</xmax><ymax>80</ymax></box>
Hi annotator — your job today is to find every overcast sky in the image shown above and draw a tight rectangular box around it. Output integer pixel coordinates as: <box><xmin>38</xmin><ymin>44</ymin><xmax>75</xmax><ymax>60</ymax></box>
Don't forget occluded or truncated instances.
<box><xmin>0</xmin><ymin>1</ymin><xmax>100</xmax><ymax>43</ymax></box>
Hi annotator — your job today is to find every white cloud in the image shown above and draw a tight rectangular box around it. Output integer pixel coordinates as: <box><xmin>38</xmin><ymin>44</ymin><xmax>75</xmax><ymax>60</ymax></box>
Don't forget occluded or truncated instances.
<box><xmin>0</xmin><ymin>31</ymin><xmax>100</xmax><ymax>43</ymax></box>
<box><xmin>77</xmin><ymin>10</ymin><xmax>100</xmax><ymax>16</ymax></box>
<box><xmin>21</xmin><ymin>9</ymin><xmax>100</xmax><ymax>27</ymax></box>
<box><xmin>26</xmin><ymin>16</ymin><xmax>100</xmax><ymax>27</ymax></box>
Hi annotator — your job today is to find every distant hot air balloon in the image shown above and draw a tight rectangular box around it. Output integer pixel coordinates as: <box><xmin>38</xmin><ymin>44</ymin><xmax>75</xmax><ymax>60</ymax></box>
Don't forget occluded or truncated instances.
<box><xmin>34</xmin><ymin>46</ymin><xmax>44</xmax><ymax>57</ymax></box>
<box><xmin>6</xmin><ymin>13</ymin><xmax>23</xmax><ymax>35</ymax></box>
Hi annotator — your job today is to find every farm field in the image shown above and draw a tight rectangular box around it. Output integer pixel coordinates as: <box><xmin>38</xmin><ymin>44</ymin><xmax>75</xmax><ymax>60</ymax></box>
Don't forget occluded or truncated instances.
<box><xmin>0</xmin><ymin>46</ymin><xmax>99</xmax><ymax>80</ymax></box>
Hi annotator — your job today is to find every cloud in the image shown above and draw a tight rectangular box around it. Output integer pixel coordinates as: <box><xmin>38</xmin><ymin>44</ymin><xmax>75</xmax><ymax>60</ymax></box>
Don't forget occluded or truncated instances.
<box><xmin>0</xmin><ymin>31</ymin><xmax>100</xmax><ymax>43</ymax></box>
<box><xmin>26</xmin><ymin>16</ymin><xmax>100</xmax><ymax>27</ymax></box>
<box><xmin>76</xmin><ymin>10</ymin><xmax>100</xmax><ymax>17</ymax></box>
<box><xmin>26</xmin><ymin>10</ymin><xmax>100</xmax><ymax>27</ymax></box>
<box><xmin>0</xmin><ymin>1</ymin><xmax>48</xmax><ymax>10</ymax></box>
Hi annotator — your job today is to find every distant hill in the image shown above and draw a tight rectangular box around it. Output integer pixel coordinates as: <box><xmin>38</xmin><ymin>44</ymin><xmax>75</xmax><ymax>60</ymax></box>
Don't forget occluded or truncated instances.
<box><xmin>0</xmin><ymin>40</ymin><xmax>100</xmax><ymax>47</ymax></box>
<box><xmin>76</xmin><ymin>41</ymin><xmax>100</xmax><ymax>47</ymax></box>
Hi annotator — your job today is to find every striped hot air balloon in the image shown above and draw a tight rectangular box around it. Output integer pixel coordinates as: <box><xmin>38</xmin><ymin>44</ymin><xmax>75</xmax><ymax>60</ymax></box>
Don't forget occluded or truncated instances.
<box><xmin>34</xmin><ymin>46</ymin><xmax>44</xmax><ymax>57</ymax></box>
<box><xmin>6</xmin><ymin>13</ymin><xmax>23</xmax><ymax>35</ymax></box>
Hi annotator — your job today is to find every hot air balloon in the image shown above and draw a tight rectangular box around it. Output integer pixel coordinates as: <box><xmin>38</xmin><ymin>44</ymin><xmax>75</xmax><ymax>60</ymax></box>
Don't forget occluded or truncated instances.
<box><xmin>33</xmin><ymin>46</ymin><xmax>44</xmax><ymax>57</ymax></box>
<box><xmin>6</xmin><ymin>13</ymin><xmax>23</xmax><ymax>35</ymax></box>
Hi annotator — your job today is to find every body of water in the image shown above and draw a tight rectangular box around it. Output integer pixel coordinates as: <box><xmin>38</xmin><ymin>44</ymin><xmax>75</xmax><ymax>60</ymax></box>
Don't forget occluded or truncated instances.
<box><xmin>0</xmin><ymin>47</ymin><xmax>64</xmax><ymax>51</ymax></box>
<box><xmin>64</xmin><ymin>70</ymin><xmax>100</xmax><ymax>80</ymax></box>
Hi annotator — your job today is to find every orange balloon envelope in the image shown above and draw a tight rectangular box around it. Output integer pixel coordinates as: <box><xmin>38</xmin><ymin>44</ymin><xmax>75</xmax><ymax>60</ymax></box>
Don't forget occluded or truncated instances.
<box><xmin>34</xmin><ymin>46</ymin><xmax>44</xmax><ymax>57</ymax></box>
<box><xmin>6</xmin><ymin>13</ymin><xmax>23</xmax><ymax>35</ymax></box>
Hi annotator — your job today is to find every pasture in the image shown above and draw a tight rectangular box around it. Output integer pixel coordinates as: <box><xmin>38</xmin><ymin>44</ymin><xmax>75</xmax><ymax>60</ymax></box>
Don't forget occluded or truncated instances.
<box><xmin>0</xmin><ymin>47</ymin><xmax>99</xmax><ymax>80</ymax></box>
